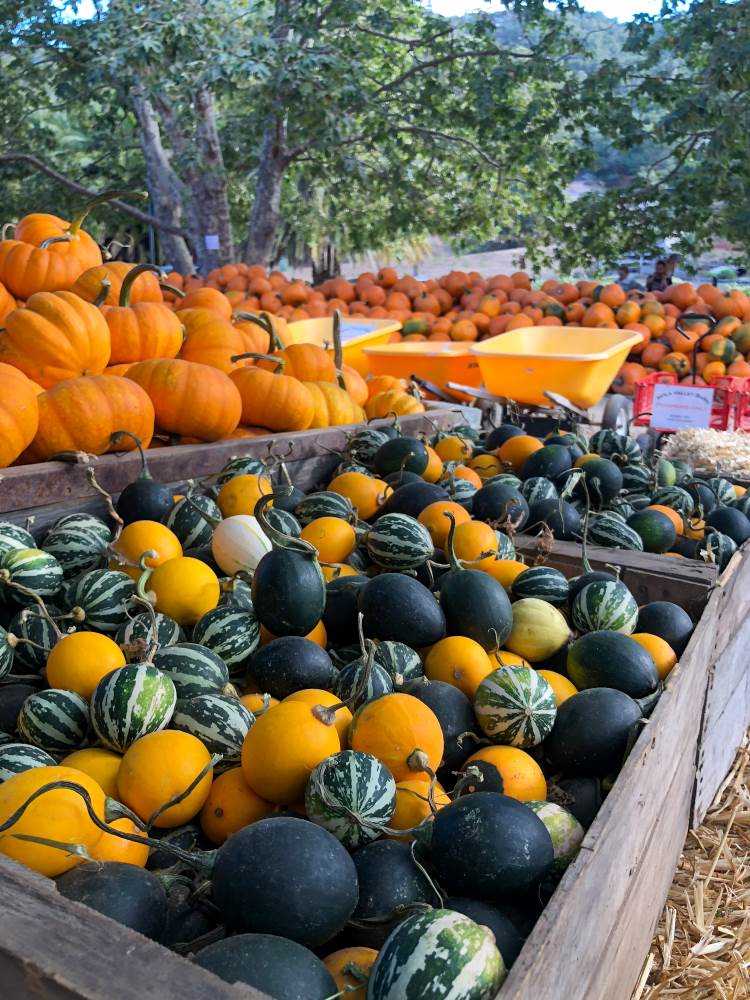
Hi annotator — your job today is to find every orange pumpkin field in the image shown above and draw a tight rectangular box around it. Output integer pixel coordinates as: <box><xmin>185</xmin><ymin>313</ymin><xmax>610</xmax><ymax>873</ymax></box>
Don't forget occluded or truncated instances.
<box><xmin>2</xmin><ymin>197</ymin><xmax>750</xmax><ymax>469</ymax></box>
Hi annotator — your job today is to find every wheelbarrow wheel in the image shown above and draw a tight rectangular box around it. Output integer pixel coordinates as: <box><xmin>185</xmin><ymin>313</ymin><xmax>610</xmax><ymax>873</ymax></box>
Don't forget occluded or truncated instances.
<box><xmin>601</xmin><ymin>394</ymin><xmax>632</xmax><ymax>433</ymax></box>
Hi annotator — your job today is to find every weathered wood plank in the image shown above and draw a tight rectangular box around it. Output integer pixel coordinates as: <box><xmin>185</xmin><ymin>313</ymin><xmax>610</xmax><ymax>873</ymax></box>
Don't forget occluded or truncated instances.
<box><xmin>0</xmin><ymin>855</ymin><xmax>262</xmax><ymax>1000</ymax></box>
<box><xmin>514</xmin><ymin>534</ymin><xmax>717</xmax><ymax>613</ymax></box>
<box><xmin>496</xmin><ymin>553</ymin><xmax>728</xmax><ymax>1000</ymax></box>
<box><xmin>0</xmin><ymin>412</ymin><xmax>461</xmax><ymax>516</ymax></box>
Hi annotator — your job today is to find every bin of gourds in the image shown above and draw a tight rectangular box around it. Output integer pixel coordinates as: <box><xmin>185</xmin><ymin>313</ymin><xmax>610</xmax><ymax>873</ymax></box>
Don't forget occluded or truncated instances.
<box><xmin>0</xmin><ymin>417</ymin><xmax>695</xmax><ymax>1000</ymax></box>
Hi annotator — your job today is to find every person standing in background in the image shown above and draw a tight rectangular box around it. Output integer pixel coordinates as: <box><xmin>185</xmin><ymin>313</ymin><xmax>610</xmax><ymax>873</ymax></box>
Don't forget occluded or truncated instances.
<box><xmin>646</xmin><ymin>259</ymin><xmax>671</xmax><ymax>292</ymax></box>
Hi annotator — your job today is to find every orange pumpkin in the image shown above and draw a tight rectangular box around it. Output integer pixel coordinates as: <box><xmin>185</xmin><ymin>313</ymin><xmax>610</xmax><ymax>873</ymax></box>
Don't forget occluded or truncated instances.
<box><xmin>14</xmin><ymin>201</ymin><xmax>105</xmax><ymax>269</ymax></box>
<box><xmin>102</xmin><ymin>264</ymin><xmax>184</xmax><ymax>365</ymax></box>
<box><xmin>418</xmin><ymin>501</ymin><xmax>470</xmax><ymax>550</ymax></box>
<box><xmin>178</xmin><ymin>308</ymin><xmax>248</xmax><ymax>373</ymax></box>
<box><xmin>229</xmin><ymin>361</ymin><xmax>314</xmax><ymax>432</ymax></box>
<box><xmin>462</xmin><ymin>746</ymin><xmax>546</xmax><ymax>801</ymax></box>
<box><xmin>388</xmin><ymin>779</ymin><xmax>451</xmax><ymax>840</ymax></box>
<box><xmin>118</xmin><ymin>730</ymin><xmax>214</xmax><ymax>828</ymax></box>
<box><xmin>71</xmin><ymin>261</ymin><xmax>163</xmax><ymax>306</ymax></box>
<box><xmin>366</xmin><ymin>374</ymin><xmax>407</xmax><ymax>399</ymax></box>
<box><xmin>284</xmin><ymin>689</ymin><xmax>352</xmax><ymax>745</ymax></box>
<box><xmin>0</xmin><ymin>291</ymin><xmax>110</xmax><ymax>388</ymax></box>
<box><xmin>217</xmin><ymin>473</ymin><xmax>273</xmax><ymax>517</ymax></box>
<box><xmin>199</xmin><ymin>767</ymin><xmax>276</xmax><ymax>845</ymax></box>
<box><xmin>61</xmin><ymin>748</ymin><xmax>122</xmax><ymax>799</ymax></box>
<box><xmin>341</xmin><ymin>364</ymin><xmax>368</xmax><ymax>406</ymax></box>
<box><xmin>304</xmin><ymin>381</ymin><xmax>366</xmax><ymax>428</ymax></box>
<box><xmin>328</xmin><ymin>471</ymin><xmax>390</xmax><ymax>519</ymax></box>
<box><xmin>177</xmin><ymin>286</ymin><xmax>233</xmax><ymax>319</ymax></box>
<box><xmin>259</xmin><ymin>342</ymin><xmax>336</xmax><ymax>382</ymax></box>
<box><xmin>365</xmin><ymin>389</ymin><xmax>425</xmax><ymax>419</ymax></box>
<box><xmin>147</xmin><ymin>556</ymin><xmax>220</xmax><ymax>626</ymax></box>
<box><xmin>126</xmin><ymin>358</ymin><xmax>241</xmax><ymax>441</ymax></box>
<box><xmin>22</xmin><ymin>374</ymin><xmax>155</xmax><ymax>462</ymax></box>
<box><xmin>241</xmin><ymin>700</ymin><xmax>341</xmax><ymax>804</ymax></box>
<box><xmin>349</xmin><ymin>693</ymin><xmax>444</xmax><ymax>781</ymax></box>
<box><xmin>452</xmin><ymin>520</ymin><xmax>498</xmax><ymax>568</ymax></box>
<box><xmin>300</xmin><ymin>516</ymin><xmax>357</xmax><ymax>563</ymax></box>
<box><xmin>425</xmin><ymin>635</ymin><xmax>493</xmax><ymax>699</ymax></box>
<box><xmin>0</xmin><ymin>364</ymin><xmax>39</xmax><ymax>468</ymax></box>
<box><xmin>0</xmin><ymin>279</ymin><xmax>16</xmax><ymax>322</ymax></box>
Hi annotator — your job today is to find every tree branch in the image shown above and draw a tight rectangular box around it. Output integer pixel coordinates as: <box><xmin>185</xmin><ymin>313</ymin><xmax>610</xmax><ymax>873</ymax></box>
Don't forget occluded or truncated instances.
<box><xmin>377</xmin><ymin>47</ymin><xmax>533</xmax><ymax>94</ymax></box>
<box><xmin>392</xmin><ymin>123</ymin><xmax>502</xmax><ymax>169</ymax></box>
<box><xmin>0</xmin><ymin>153</ymin><xmax>189</xmax><ymax>237</ymax></box>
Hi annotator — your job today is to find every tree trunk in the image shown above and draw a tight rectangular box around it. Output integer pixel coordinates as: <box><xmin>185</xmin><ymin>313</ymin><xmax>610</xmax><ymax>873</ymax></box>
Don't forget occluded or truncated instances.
<box><xmin>194</xmin><ymin>87</ymin><xmax>235</xmax><ymax>266</ymax></box>
<box><xmin>243</xmin><ymin>119</ymin><xmax>288</xmax><ymax>266</ymax></box>
<box><xmin>131</xmin><ymin>83</ymin><xmax>195</xmax><ymax>274</ymax></box>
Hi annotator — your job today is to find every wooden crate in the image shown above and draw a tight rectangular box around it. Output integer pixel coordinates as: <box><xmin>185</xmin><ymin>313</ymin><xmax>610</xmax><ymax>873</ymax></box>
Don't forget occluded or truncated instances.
<box><xmin>1</xmin><ymin>448</ymin><xmax>748</xmax><ymax>1000</ymax></box>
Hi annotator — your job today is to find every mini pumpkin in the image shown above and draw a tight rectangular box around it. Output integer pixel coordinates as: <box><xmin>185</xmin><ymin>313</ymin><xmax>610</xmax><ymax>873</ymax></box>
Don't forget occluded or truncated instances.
<box><xmin>0</xmin><ymin>364</ymin><xmax>39</xmax><ymax>468</ymax></box>
<box><xmin>102</xmin><ymin>264</ymin><xmax>184</xmax><ymax>365</ymax></box>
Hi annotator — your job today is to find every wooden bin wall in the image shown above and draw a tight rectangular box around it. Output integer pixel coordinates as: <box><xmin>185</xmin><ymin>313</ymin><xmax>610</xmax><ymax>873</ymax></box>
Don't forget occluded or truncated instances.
<box><xmin>0</xmin><ymin>435</ymin><xmax>748</xmax><ymax>999</ymax></box>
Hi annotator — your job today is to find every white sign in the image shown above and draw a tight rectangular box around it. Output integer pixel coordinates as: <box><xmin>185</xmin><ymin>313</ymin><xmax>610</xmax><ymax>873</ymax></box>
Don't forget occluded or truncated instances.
<box><xmin>650</xmin><ymin>383</ymin><xmax>714</xmax><ymax>430</ymax></box>
<box><xmin>203</xmin><ymin>234</ymin><xmax>220</xmax><ymax>250</ymax></box>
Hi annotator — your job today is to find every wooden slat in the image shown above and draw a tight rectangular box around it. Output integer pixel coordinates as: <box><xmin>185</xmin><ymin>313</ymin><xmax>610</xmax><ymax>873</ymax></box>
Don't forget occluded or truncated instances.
<box><xmin>514</xmin><ymin>534</ymin><xmax>717</xmax><ymax>614</ymax></box>
<box><xmin>692</xmin><ymin>545</ymin><xmax>750</xmax><ymax>824</ymax></box>
<box><xmin>0</xmin><ymin>856</ymin><xmax>261</xmax><ymax>1000</ymax></box>
<box><xmin>0</xmin><ymin>412</ymin><xmax>461</xmax><ymax>517</ymax></box>
<box><xmin>497</xmin><ymin>552</ymin><xmax>736</xmax><ymax>1000</ymax></box>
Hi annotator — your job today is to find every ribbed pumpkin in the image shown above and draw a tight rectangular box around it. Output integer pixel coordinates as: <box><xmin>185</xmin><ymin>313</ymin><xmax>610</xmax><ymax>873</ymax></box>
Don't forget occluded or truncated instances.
<box><xmin>259</xmin><ymin>342</ymin><xmax>336</xmax><ymax>382</ymax></box>
<box><xmin>0</xmin><ymin>292</ymin><xmax>110</xmax><ymax>388</ymax></box>
<box><xmin>71</xmin><ymin>261</ymin><xmax>163</xmax><ymax>305</ymax></box>
<box><xmin>241</xmin><ymin>700</ymin><xmax>340</xmax><ymax>804</ymax></box>
<box><xmin>0</xmin><ymin>364</ymin><xmax>39</xmax><ymax>468</ymax></box>
<box><xmin>341</xmin><ymin>365</ymin><xmax>368</xmax><ymax>406</ymax></box>
<box><xmin>229</xmin><ymin>361</ymin><xmax>314</xmax><ymax>432</ymax></box>
<box><xmin>365</xmin><ymin>390</ymin><xmax>425</xmax><ymax>419</ymax></box>
<box><xmin>177</xmin><ymin>286</ymin><xmax>233</xmax><ymax>319</ymax></box>
<box><xmin>0</xmin><ymin>765</ymin><xmax>106</xmax><ymax>876</ymax></box>
<box><xmin>101</xmin><ymin>264</ymin><xmax>184</xmax><ymax>365</ymax></box>
<box><xmin>22</xmin><ymin>375</ymin><xmax>155</xmax><ymax>462</ymax></box>
<box><xmin>178</xmin><ymin>308</ymin><xmax>248</xmax><ymax>373</ymax></box>
<box><xmin>125</xmin><ymin>359</ymin><xmax>241</xmax><ymax>441</ymax></box>
<box><xmin>304</xmin><ymin>381</ymin><xmax>366</xmax><ymax>428</ymax></box>
<box><xmin>14</xmin><ymin>203</ymin><xmax>105</xmax><ymax>268</ymax></box>
<box><xmin>0</xmin><ymin>280</ymin><xmax>16</xmax><ymax>322</ymax></box>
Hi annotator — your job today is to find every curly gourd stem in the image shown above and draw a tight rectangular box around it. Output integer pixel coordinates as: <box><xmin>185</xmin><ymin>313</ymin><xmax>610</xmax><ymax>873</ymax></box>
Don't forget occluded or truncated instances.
<box><xmin>312</xmin><ymin>614</ymin><xmax>374</xmax><ymax>725</ymax></box>
<box><xmin>85</xmin><ymin>466</ymin><xmax>125</xmax><ymax>542</ymax></box>
<box><xmin>93</xmin><ymin>277</ymin><xmax>112</xmax><ymax>308</ymax></box>
<box><xmin>442</xmin><ymin>510</ymin><xmax>462</xmax><ymax>572</ymax></box>
<box><xmin>406</xmin><ymin>750</ymin><xmax>440</xmax><ymax>815</ymax></box>
<box><xmin>0</xmin><ymin>777</ymin><xmax>218</xmax><ymax>872</ymax></box>
<box><xmin>159</xmin><ymin>282</ymin><xmax>185</xmax><ymax>299</ymax></box>
<box><xmin>135</xmin><ymin>550</ymin><xmax>159</xmax><ymax>604</ymax></box>
<box><xmin>144</xmin><ymin>753</ymin><xmax>219</xmax><ymax>829</ymax></box>
<box><xmin>0</xmin><ymin>576</ymin><xmax>63</xmax><ymax>638</ymax></box>
<box><xmin>109</xmin><ymin>430</ymin><xmax>151</xmax><ymax>482</ymax></box>
<box><xmin>254</xmin><ymin>489</ymin><xmax>318</xmax><ymax>558</ymax></box>
<box><xmin>130</xmin><ymin>587</ymin><xmax>161</xmax><ymax>661</ymax></box>
<box><xmin>409</xmin><ymin>839</ymin><xmax>445</xmax><ymax>906</ymax></box>
<box><xmin>118</xmin><ymin>263</ymin><xmax>162</xmax><ymax>309</ymax></box>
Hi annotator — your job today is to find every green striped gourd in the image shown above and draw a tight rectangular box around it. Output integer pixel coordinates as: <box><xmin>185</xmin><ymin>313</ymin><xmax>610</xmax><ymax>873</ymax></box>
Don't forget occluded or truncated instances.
<box><xmin>295</xmin><ymin>492</ymin><xmax>355</xmax><ymax>526</ymax></box>
<box><xmin>374</xmin><ymin>642</ymin><xmax>423</xmax><ymax>688</ymax></box>
<box><xmin>650</xmin><ymin>486</ymin><xmax>693</xmax><ymax>516</ymax></box>
<box><xmin>483</xmin><ymin>473</ymin><xmax>522</xmax><ymax>490</ymax></box>
<box><xmin>572</xmin><ymin>579</ymin><xmax>638</xmax><ymax>635</ymax></box>
<box><xmin>510</xmin><ymin>566</ymin><xmax>569</xmax><ymax>605</ymax></box>
<box><xmin>333</xmin><ymin>658</ymin><xmax>393</xmax><ymax>710</ymax></box>
<box><xmin>335</xmin><ymin>461</ymin><xmax>373</xmax><ymax>478</ymax></box>
<box><xmin>305</xmin><ymin>749</ymin><xmax>397</xmax><ymax>849</ymax></box>
<box><xmin>43</xmin><ymin>522</ymin><xmax>109</xmax><ymax>579</ymax></box>
<box><xmin>368</xmin><ymin>908</ymin><xmax>505</xmax><ymax>1000</ymax></box>
<box><xmin>91</xmin><ymin>663</ymin><xmax>177</xmax><ymax>752</ymax></box>
<box><xmin>620</xmin><ymin>463</ymin><xmax>652</xmax><ymax>492</ymax></box>
<box><xmin>8</xmin><ymin>605</ymin><xmax>61</xmax><ymax>672</ymax></box>
<box><xmin>67</xmin><ymin>569</ymin><xmax>135</xmax><ymax>633</ymax></box>
<box><xmin>706</xmin><ymin>476</ymin><xmax>736</xmax><ymax>505</ymax></box>
<box><xmin>474</xmin><ymin>666</ymin><xmax>557</xmax><ymax>747</ymax></box>
<box><xmin>589</xmin><ymin>430</ymin><xmax>642</xmax><ymax>464</ymax></box>
<box><xmin>165</xmin><ymin>495</ymin><xmax>222</xmax><ymax>549</ymax></box>
<box><xmin>0</xmin><ymin>626</ymin><xmax>17</xmax><ymax>680</ymax></box>
<box><xmin>0</xmin><ymin>522</ymin><xmax>35</xmax><ymax>558</ymax></box>
<box><xmin>52</xmin><ymin>513</ymin><xmax>112</xmax><ymax>544</ymax></box>
<box><xmin>152</xmin><ymin>642</ymin><xmax>231</xmax><ymax>699</ymax></box>
<box><xmin>521</xmin><ymin>477</ymin><xmax>558</xmax><ymax>505</ymax></box>
<box><xmin>217</xmin><ymin>456</ymin><xmax>268</xmax><ymax>485</ymax></box>
<box><xmin>116</xmin><ymin>611</ymin><xmax>186</xmax><ymax>651</ymax></box>
<box><xmin>192</xmin><ymin>606</ymin><xmax>260</xmax><ymax>678</ymax></box>
<box><xmin>218</xmin><ymin>578</ymin><xmax>254</xmax><ymax>611</ymax></box>
<box><xmin>347</xmin><ymin>428</ymin><xmax>389</xmax><ymax>468</ymax></box>
<box><xmin>625</xmin><ymin>492</ymin><xmax>653</xmax><ymax>510</ymax></box>
<box><xmin>1</xmin><ymin>548</ymin><xmax>63</xmax><ymax>605</ymax></box>
<box><xmin>265</xmin><ymin>506</ymin><xmax>302</xmax><ymax>538</ymax></box>
<box><xmin>441</xmin><ymin>476</ymin><xmax>477</xmax><ymax>508</ymax></box>
<box><xmin>701</xmin><ymin>531</ymin><xmax>737</xmax><ymax>571</ymax></box>
<box><xmin>495</xmin><ymin>532</ymin><xmax>516</xmax><ymax>560</ymax></box>
<box><xmin>170</xmin><ymin>694</ymin><xmax>254</xmax><ymax>761</ymax></box>
<box><xmin>366</xmin><ymin>513</ymin><xmax>433</xmax><ymax>570</ymax></box>
<box><xmin>0</xmin><ymin>743</ymin><xmax>56</xmax><ymax>782</ymax></box>
<box><xmin>17</xmin><ymin>689</ymin><xmax>89</xmax><ymax>752</ymax></box>
<box><xmin>527</xmin><ymin>800</ymin><xmax>584</xmax><ymax>874</ymax></box>
<box><xmin>588</xmin><ymin>513</ymin><xmax>644</xmax><ymax>551</ymax></box>
<box><xmin>608</xmin><ymin>496</ymin><xmax>636</xmax><ymax>520</ymax></box>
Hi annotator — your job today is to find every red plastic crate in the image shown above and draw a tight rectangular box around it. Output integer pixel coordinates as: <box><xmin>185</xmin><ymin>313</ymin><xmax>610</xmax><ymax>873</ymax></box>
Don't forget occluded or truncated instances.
<box><xmin>633</xmin><ymin>371</ymin><xmax>746</xmax><ymax>431</ymax></box>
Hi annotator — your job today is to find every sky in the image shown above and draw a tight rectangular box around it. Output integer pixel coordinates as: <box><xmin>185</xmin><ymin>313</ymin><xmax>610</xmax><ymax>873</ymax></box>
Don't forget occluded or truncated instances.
<box><xmin>427</xmin><ymin>0</ymin><xmax>662</xmax><ymax>20</ymax></box>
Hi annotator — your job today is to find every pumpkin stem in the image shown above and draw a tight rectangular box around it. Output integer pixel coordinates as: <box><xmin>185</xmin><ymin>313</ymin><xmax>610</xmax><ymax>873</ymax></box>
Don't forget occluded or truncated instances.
<box><xmin>93</xmin><ymin>277</ymin><xmax>112</xmax><ymax>308</ymax></box>
<box><xmin>119</xmin><ymin>263</ymin><xmax>162</xmax><ymax>309</ymax></box>
<box><xmin>135</xmin><ymin>552</ymin><xmax>158</xmax><ymax>605</ymax></box>
<box><xmin>86</xmin><ymin>467</ymin><xmax>125</xmax><ymax>542</ymax></box>
<box><xmin>442</xmin><ymin>510</ymin><xmax>463</xmax><ymax>573</ymax></box>
<box><xmin>0</xmin><ymin>577</ymin><xmax>63</xmax><ymax>638</ymax></box>
<box><xmin>145</xmin><ymin>753</ymin><xmax>221</xmax><ymax>829</ymax></box>
<box><xmin>159</xmin><ymin>282</ymin><xmax>185</xmax><ymax>299</ymax></box>
<box><xmin>68</xmin><ymin>189</ymin><xmax>146</xmax><ymax>236</ymax></box>
<box><xmin>254</xmin><ymin>490</ymin><xmax>319</xmax><ymax>558</ymax></box>
<box><xmin>230</xmin><ymin>352</ymin><xmax>285</xmax><ymax>373</ymax></box>
<box><xmin>233</xmin><ymin>311</ymin><xmax>283</xmax><ymax>352</ymax></box>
